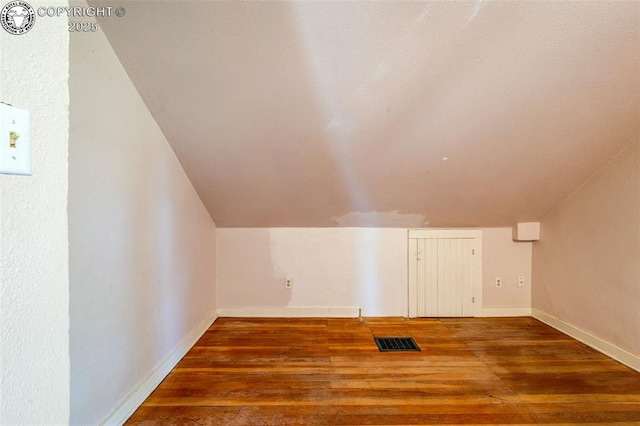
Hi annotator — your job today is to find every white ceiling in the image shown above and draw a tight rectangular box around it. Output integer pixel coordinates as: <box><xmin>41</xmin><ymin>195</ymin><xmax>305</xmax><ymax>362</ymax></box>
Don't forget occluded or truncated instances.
<box><xmin>94</xmin><ymin>0</ymin><xmax>639</xmax><ymax>227</ymax></box>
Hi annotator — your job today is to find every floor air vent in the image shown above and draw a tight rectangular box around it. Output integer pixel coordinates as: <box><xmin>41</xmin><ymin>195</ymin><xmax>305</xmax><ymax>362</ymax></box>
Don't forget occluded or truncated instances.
<box><xmin>374</xmin><ymin>337</ymin><xmax>421</xmax><ymax>352</ymax></box>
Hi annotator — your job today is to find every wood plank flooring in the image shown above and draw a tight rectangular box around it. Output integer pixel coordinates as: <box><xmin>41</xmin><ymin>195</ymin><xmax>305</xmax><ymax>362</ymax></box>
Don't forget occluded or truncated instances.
<box><xmin>127</xmin><ymin>317</ymin><xmax>640</xmax><ymax>425</ymax></box>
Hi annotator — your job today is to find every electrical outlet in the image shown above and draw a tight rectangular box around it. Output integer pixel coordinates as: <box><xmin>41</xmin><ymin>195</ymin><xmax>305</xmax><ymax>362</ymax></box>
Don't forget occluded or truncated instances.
<box><xmin>518</xmin><ymin>276</ymin><xmax>525</xmax><ymax>288</ymax></box>
<box><xmin>285</xmin><ymin>277</ymin><xmax>293</xmax><ymax>289</ymax></box>
<box><xmin>495</xmin><ymin>277</ymin><xmax>503</xmax><ymax>288</ymax></box>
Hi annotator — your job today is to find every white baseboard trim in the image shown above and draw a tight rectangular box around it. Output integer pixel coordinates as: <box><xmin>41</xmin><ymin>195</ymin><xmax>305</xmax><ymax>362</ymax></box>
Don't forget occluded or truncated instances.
<box><xmin>476</xmin><ymin>307</ymin><xmax>531</xmax><ymax>317</ymax></box>
<box><xmin>101</xmin><ymin>312</ymin><xmax>218</xmax><ymax>426</ymax></box>
<box><xmin>532</xmin><ymin>308</ymin><xmax>640</xmax><ymax>373</ymax></box>
<box><xmin>216</xmin><ymin>306</ymin><xmax>360</xmax><ymax>318</ymax></box>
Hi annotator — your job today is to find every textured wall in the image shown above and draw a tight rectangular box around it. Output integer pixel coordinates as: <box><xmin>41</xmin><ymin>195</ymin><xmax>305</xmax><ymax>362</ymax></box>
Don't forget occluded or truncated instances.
<box><xmin>532</xmin><ymin>140</ymin><xmax>640</xmax><ymax>355</ymax></box>
<box><xmin>0</xmin><ymin>1</ymin><xmax>70</xmax><ymax>423</ymax></box>
<box><xmin>68</xmin><ymin>16</ymin><xmax>217</xmax><ymax>425</ymax></box>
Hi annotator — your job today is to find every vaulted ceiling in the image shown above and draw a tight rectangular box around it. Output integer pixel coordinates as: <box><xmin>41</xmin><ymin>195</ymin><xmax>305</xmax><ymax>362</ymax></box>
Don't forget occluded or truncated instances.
<box><xmin>94</xmin><ymin>0</ymin><xmax>639</xmax><ymax>227</ymax></box>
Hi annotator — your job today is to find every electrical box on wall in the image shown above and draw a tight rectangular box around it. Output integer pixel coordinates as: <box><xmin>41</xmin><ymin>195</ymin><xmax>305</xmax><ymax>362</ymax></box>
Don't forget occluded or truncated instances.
<box><xmin>512</xmin><ymin>222</ymin><xmax>540</xmax><ymax>241</ymax></box>
<box><xmin>0</xmin><ymin>103</ymin><xmax>31</xmax><ymax>176</ymax></box>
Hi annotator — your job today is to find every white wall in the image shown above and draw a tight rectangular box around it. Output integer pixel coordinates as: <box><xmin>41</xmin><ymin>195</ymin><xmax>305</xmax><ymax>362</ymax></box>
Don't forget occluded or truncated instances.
<box><xmin>0</xmin><ymin>1</ymin><xmax>70</xmax><ymax>423</ymax></box>
<box><xmin>217</xmin><ymin>227</ymin><xmax>532</xmax><ymax>316</ymax></box>
<box><xmin>532</xmin><ymin>139</ymin><xmax>639</xmax><ymax>356</ymax></box>
<box><xmin>217</xmin><ymin>228</ymin><xmax>407</xmax><ymax>316</ymax></box>
<box><xmin>69</xmin><ymin>16</ymin><xmax>217</xmax><ymax>425</ymax></box>
<box><xmin>482</xmin><ymin>228</ymin><xmax>532</xmax><ymax>308</ymax></box>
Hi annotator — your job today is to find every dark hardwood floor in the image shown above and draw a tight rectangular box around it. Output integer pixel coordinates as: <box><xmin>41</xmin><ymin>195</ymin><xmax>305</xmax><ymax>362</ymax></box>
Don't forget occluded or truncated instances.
<box><xmin>127</xmin><ymin>317</ymin><xmax>640</xmax><ymax>425</ymax></box>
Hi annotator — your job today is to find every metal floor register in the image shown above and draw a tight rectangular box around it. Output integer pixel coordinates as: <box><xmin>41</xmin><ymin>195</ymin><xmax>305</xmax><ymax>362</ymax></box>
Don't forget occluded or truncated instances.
<box><xmin>374</xmin><ymin>337</ymin><xmax>421</xmax><ymax>352</ymax></box>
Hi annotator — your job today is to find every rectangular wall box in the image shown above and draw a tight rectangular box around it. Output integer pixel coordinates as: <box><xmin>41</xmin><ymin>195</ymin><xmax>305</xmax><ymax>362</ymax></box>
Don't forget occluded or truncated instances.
<box><xmin>512</xmin><ymin>222</ymin><xmax>540</xmax><ymax>241</ymax></box>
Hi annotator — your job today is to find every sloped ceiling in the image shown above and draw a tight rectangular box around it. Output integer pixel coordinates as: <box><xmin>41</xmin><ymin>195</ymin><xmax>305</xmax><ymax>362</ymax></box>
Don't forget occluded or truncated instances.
<box><xmin>93</xmin><ymin>0</ymin><xmax>639</xmax><ymax>227</ymax></box>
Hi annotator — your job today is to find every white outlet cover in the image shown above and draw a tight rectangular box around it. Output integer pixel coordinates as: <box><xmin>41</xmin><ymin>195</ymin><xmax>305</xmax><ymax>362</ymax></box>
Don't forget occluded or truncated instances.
<box><xmin>0</xmin><ymin>103</ymin><xmax>31</xmax><ymax>176</ymax></box>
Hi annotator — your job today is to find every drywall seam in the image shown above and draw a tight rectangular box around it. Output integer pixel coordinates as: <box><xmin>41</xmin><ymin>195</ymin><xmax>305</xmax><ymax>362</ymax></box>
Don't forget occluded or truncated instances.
<box><xmin>532</xmin><ymin>308</ymin><xmax>640</xmax><ymax>373</ymax></box>
<box><xmin>477</xmin><ymin>307</ymin><xmax>531</xmax><ymax>317</ymax></box>
<box><xmin>102</xmin><ymin>313</ymin><xmax>218</xmax><ymax>425</ymax></box>
<box><xmin>216</xmin><ymin>307</ymin><xmax>360</xmax><ymax>318</ymax></box>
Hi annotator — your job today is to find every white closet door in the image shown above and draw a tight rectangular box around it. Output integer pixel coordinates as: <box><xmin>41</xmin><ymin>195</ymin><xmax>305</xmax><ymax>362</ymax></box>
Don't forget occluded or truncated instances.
<box><xmin>416</xmin><ymin>238</ymin><xmax>438</xmax><ymax>317</ymax></box>
<box><xmin>408</xmin><ymin>230</ymin><xmax>481</xmax><ymax>318</ymax></box>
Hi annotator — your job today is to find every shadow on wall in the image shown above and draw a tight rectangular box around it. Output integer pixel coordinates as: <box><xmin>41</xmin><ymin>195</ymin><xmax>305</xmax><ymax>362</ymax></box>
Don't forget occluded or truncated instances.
<box><xmin>268</xmin><ymin>229</ymin><xmax>354</xmax><ymax>308</ymax></box>
<box><xmin>217</xmin><ymin>228</ymin><xmax>408</xmax><ymax>315</ymax></box>
<box><xmin>222</xmin><ymin>229</ymin><xmax>293</xmax><ymax>307</ymax></box>
<box><xmin>267</xmin><ymin>228</ymin><xmax>407</xmax><ymax>315</ymax></box>
<box><xmin>68</xmin><ymin>24</ymin><xmax>217</xmax><ymax>423</ymax></box>
<box><xmin>353</xmin><ymin>229</ymin><xmax>382</xmax><ymax>314</ymax></box>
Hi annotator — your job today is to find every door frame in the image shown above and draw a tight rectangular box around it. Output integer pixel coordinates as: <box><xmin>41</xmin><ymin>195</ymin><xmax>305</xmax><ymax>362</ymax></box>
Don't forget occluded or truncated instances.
<box><xmin>407</xmin><ymin>229</ymin><xmax>483</xmax><ymax>317</ymax></box>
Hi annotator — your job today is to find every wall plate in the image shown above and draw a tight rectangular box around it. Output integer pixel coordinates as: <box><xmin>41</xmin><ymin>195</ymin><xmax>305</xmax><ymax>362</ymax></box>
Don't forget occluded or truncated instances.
<box><xmin>0</xmin><ymin>103</ymin><xmax>31</xmax><ymax>176</ymax></box>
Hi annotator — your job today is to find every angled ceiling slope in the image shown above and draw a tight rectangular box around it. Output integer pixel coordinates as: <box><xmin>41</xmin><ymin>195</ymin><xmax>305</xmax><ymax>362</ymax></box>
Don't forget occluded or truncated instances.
<box><xmin>94</xmin><ymin>0</ymin><xmax>640</xmax><ymax>227</ymax></box>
